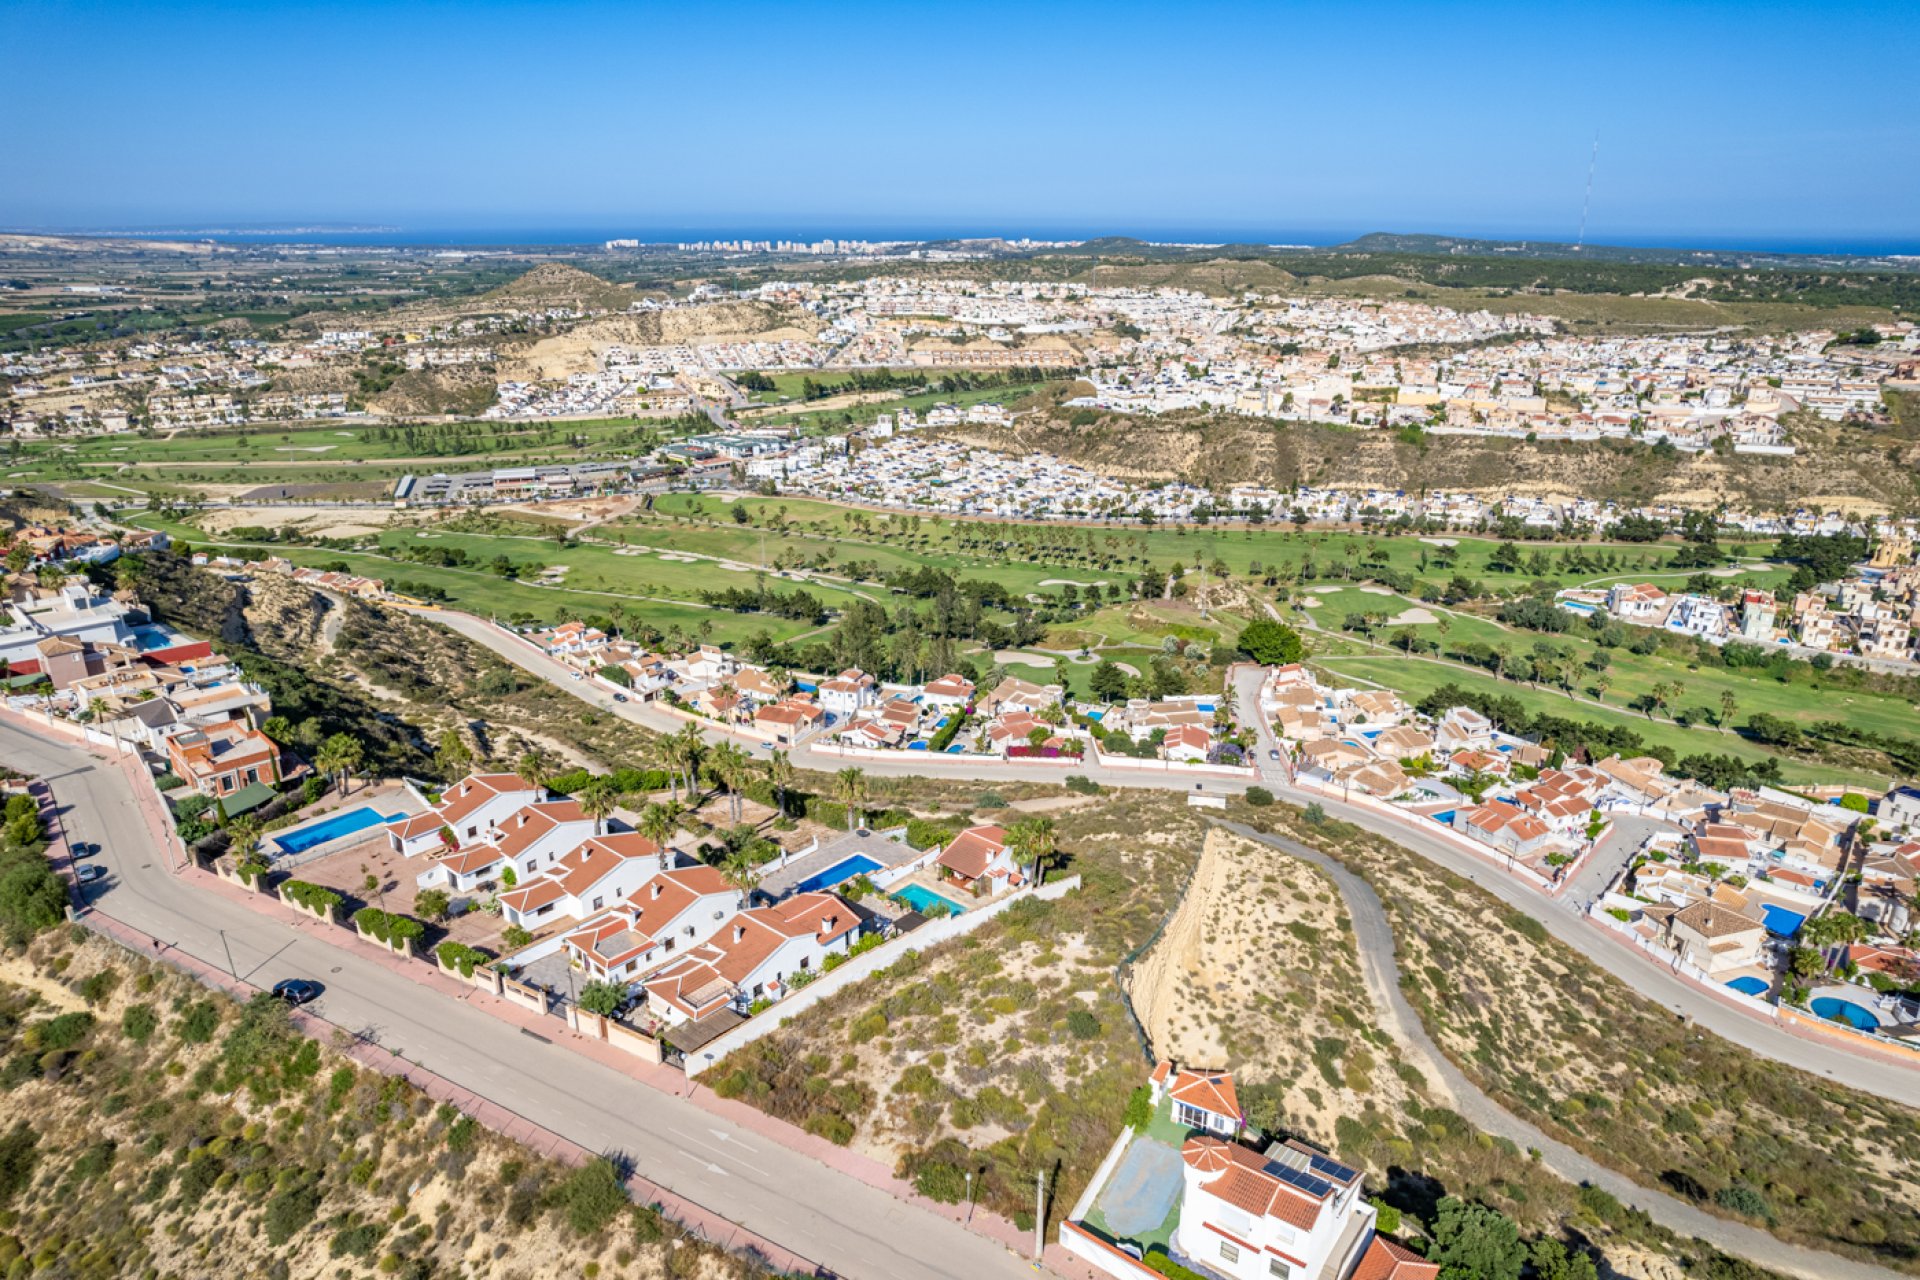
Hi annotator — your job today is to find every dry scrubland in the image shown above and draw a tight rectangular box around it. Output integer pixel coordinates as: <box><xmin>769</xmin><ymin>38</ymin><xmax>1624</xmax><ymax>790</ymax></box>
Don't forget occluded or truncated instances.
<box><xmin>1233</xmin><ymin>804</ymin><xmax>1920</xmax><ymax>1273</ymax></box>
<box><xmin>0</xmin><ymin>930</ymin><xmax>760</xmax><ymax>1280</ymax></box>
<box><xmin>706</xmin><ymin>793</ymin><xmax>1804</xmax><ymax>1279</ymax></box>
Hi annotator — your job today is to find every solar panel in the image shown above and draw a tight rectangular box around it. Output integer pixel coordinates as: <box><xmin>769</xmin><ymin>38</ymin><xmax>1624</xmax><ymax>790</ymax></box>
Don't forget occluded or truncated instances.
<box><xmin>1264</xmin><ymin>1160</ymin><xmax>1333</xmax><ymax>1200</ymax></box>
<box><xmin>1306</xmin><ymin>1152</ymin><xmax>1359</xmax><ymax>1185</ymax></box>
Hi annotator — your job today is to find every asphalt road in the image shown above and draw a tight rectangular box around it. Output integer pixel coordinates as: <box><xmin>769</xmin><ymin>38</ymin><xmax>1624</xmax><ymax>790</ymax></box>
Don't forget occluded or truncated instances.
<box><xmin>434</xmin><ymin>616</ymin><xmax>1920</xmax><ymax>1103</ymax></box>
<box><xmin>0</xmin><ymin>720</ymin><xmax>1041</xmax><ymax>1280</ymax></box>
<box><xmin>1216</xmin><ymin>820</ymin><xmax>1902</xmax><ymax>1280</ymax></box>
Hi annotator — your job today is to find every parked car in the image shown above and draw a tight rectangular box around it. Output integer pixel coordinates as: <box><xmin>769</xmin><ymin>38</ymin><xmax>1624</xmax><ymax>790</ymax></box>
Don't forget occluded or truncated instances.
<box><xmin>271</xmin><ymin>978</ymin><xmax>323</xmax><ymax>1006</ymax></box>
<box><xmin>74</xmin><ymin>864</ymin><xmax>108</xmax><ymax>884</ymax></box>
<box><xmin>612</xmin><ymin>692</ymin><xmax>628</xmax><ymax>702</ymax></box>
<box><xmin>1268</xmin><ymin>749</ymin><xmax>1281</xmax><ymax>761</ymax></box>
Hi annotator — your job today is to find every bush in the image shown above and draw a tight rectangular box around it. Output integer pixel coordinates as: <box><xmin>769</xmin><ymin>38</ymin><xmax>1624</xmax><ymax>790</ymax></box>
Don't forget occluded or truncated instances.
<box><xmin>578</xmin><ymin>980</ymin><xmax>626</xmax><ymax>1017</ymax></box>
<box><xmin>905</xmin><ymin>818</ymin><xmax>961</xmax><ymax>851</ymax></box>
<box><xmin>353</xmin><ymin>907</ymin><xmax>425</xmax><ymax>951</ymax></box>
<box><xmin>502</xmin><ymin>924</ymin><xmax>533</xmax><ymax>950</ymax></box>
<box><xmin>281</xmin><ymin>879</ymin><xmax>343</xmax><ymax>918</ymax></box>
<box><xmin>1714</xmin><ymin>1181</ymin><xmax>1773</xmax><ymax>1221</ymax></box>
<box><xmin>153</xmin><ymin>772</ymin><xmax>185</xmax><ymax>791</ymax></box>
<box><xmin>1063</xmin><ymin>774</ymin><xmax>1102</xmax><ymax>796</ymax></box>
<box><xmin>1245</xmin><ymin>786</ymin><xmax>1274</xmax><ymax>807</ymax></box>
<box><xmin>1144</xmin><ymin>1250</ymin><xmax>1209</xmax><ymax>1280</ymax></box>
<box><xmin>976</xmin><ymin>792</ymin><xmax>1006</xmax><ymax>810</ymax></box>
<box><xmin>1371</xmin><ymin>1199</ymin><xmax>1400</xmax><ymax>1234</ymax></box>
<box><xmin>1065</xmin><ymin>1008</ymin><xmax>1102</xmax><ymax>1040</ymax></box>
<box><xmin>30</xmin><ymin>1011</ymin><xmax>94</xmax><ymax>1052</ymax></box>
<box><xmin>121</xmin><ymin>1003</ymin><xmax>159</xmax><ymax>1044</ymax></box>
<box><xmin>913</xmin><ymin>1162</ymin><xmax>969</xmax><ymax>1203</ymax></box>
<box><xmin>262</xmin><ymin>1179</ymin><xmax>322</xmax><ymax>1245</ymax></box>
<box><xmin>435</xmin><ymin>941</ymin><xmax>488</xmax><ymax>979</ymax></box>
<box><xmin>1123</xmin><ymin>1085</ymin><xmax>1152</xmax><ymax>1130</ymax></box>
<box><xmin>176</xmin><ymin>1000</ymin><xmax>220</xmax><ymax>1044</ymax></box>
<box><xmin>415</xmin><ymin>888</ymin><xmax>451</xmax><ymax>922</ymax></box>
<box><xmin>558</xmin><ymin>1158</ymin><xmax>629</xmax><ymax>1236</ymax></box>
<box><xmin>172</xmin><ymin>793</ymin><xmax>214</xmax><ymax>824</ymax></box>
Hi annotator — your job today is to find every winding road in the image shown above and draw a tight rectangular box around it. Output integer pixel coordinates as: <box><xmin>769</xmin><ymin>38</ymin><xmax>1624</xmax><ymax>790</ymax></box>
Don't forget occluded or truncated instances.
<box><xmin>1214</xmin><ymin>820</ymin><xmax>1902</xmax><ymax>1280</ymax></box>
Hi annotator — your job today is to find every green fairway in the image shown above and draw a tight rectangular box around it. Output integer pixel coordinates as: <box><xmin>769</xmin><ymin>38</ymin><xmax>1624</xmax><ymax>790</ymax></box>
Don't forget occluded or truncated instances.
<box><xmin>1314</xmin><ymin>655</ymin><xmax>1885</xmax><ymax>788</ymax></box>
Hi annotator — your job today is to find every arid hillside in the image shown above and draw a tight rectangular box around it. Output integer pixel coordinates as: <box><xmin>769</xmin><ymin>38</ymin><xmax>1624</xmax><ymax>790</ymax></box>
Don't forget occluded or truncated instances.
<box><xmin>497</xmin><ymin>300</ymin><xmax>820</xmax><ymax>380</ymax></box>
<box><xmin>0</xmin><ymin>929</ymin><xmax>760</xmax><ymax>1280</ymax></box>
<box><xmin>958</xmin><ymin>408</ymin><xmax>1920</xmax><ymax>514</ymax></box>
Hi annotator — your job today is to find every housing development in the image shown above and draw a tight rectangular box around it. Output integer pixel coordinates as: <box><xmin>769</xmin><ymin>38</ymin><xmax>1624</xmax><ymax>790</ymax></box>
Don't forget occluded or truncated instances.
<box><xmin>2</xmin><ymin>222</ymin><xmax>1918</xmax><ymax>1280</ymax></box>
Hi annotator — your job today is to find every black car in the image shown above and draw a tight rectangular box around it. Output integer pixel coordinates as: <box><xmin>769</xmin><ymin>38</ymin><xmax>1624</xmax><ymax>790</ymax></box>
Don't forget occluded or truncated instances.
<box><xmin>74</xmin><ymin>864</ymin><xmax>107</xmax><ymax>884</ymax></box>
<box><xmin>71</xmin><ymin>841</ymin><xmax>99</xmax><ymax>859</ymax></box>
<box><xmin>271</xmin><ymin>979</ymin><xmax>323</xmax><ymax>1006</ymax></box>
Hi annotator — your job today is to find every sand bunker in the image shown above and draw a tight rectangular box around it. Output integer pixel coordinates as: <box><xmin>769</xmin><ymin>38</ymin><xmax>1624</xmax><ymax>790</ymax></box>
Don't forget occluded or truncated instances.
<box><xmin>1387</xmin><ymin>607</ymin><xmax>1439</xmax><ymax>625</ymax></box>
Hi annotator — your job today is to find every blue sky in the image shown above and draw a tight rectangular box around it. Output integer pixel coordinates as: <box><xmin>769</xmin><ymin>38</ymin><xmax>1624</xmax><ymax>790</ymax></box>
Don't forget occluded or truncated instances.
<box><xmin>8</xmin><ymin>0</ymin><xmax>1916</xmax><ymax>248</ymax></box>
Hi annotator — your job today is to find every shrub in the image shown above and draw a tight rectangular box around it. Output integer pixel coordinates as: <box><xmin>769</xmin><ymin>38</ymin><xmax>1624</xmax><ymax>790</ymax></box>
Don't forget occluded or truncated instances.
<box><xmin>435</xmin><ymin>941</ymin><xmax>488</xmax><ymax>978</ymax></box>
<box><xmin>1714</xmin><ymin>1181</ymin><xmax>1773</xmax><ymax>1221</ymax></box>
<box><xmin>263</xmin><ymin>1179</ymin><xmax>323</xmax><ymax>1245</ymax></box>
<box><xmin>1303</xmin><ymin>802</ymin><xmax>1328</xmax><ymax>825</ymax></box>
<box><xmin>1123</xmin><ymin>1085</ymin><xmax>1152</xmax><ymax>1130</ymax></box>
<box><xmin>1371</xmin><ymin>1199</ymin><xmax>1400</xmax><ymax>1233</ymax></box>
<box><xmin>1144</xmin><ymin>1250</ymin><xmax>1209</xmax><ymax>1280</ymax></box>
<box><xmin>30</xmin><ymin>1011</ymin><xmax>94</xmax><ymax>1052</ymax></box>
<box><xmin>558</xmin><ymin>1158</ymin><xmax>629</xmax><ymax>1236</ymax></box>
<box><xmin>153</xmin><ymin>772</ymin><xmax>185</xmax><ymax>791</ymax></box>
<box><xmin>121</xmin><ymin>1003</ymin><xmax>159</xmax><ymax>1044</ymax></box>
<box><xmin>905</xmin><ymin>819</ymin><xmax>960</xmax><ymax>851</ymax></box>
<box><xmin>1065</xmin><ymin>1008</ymin><xmax>1102</xmax><ymax>1040</ymax></box>
<box><xmin>502</xmin><ymin>924</ymin><xmax>533</xmax><ymax>950</ymax></box>
<box><xmin>1063</xmin><ymin>774</ymin><xmax>1102</xmax><ymax>796</ymax></box>
<box><xmin>578</xmin><ymin>980</ymin><xmax>626</xmax><ymax>1017</ymax></box>
<box><xmin>176</xmin><ymin>1000</ymin><xmax>220</xmax><ymax>1044</ymax></box>
<box><xmin>281</xmin><ymin>879</ymin><xmax>343</xmax><ymax>919</ymax></box>
<box><xmin>415</xmin><ymin>888</ymin><xmax>451</xmax><ymax>921</ymax></box>
<box><xmin>913</xmin><ymin>1162</ymin><xmax>969</xmax><ymax>1203</ymax></box>
<box><xmin>975</xmin><ymin>792</ymin><xmax>1007</xmax><ymax>810</ymax></box>
<box><xmin>1245</xmin><ymin>786</ymin><xmax>1274</xmax><ymax>807</ymax></box>
<box><xmin>353</xmin><ymin>907</ymin><xmax>425</xmax><ymax>951</ymax></box>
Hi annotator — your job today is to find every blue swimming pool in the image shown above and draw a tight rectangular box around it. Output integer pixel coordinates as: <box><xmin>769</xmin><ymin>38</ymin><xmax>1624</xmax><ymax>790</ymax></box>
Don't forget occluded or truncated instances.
<box><xmin>1760</xmin><ymin>904</ymin><xmax>1807</xmax><ymax>937</ymax></box>
<box><xmin>1429</xmin><ymin>810</ymin><xmax>1457</xmax><ymax>825</ymax></box>
<box><xmin>907</xmin><ymin>741</ymin><xmax>928</xmax><ymax>750</ymax></box>
<box><xmin>791</xmin><ymin>853</ymin><xmax>883</xmax><ymax>895</ymax></box>
<box><xmin>273</xmin><ymin>806</ymin><xmax>404</xmax><ymax>855</ymax></box>
<box><xmin>1811</xmin><ymin>996</ymin><xmax>1879</xmax><ymax>1031</ymax></box>
<box><xmin>1725</xmin><ymin>976</ymin><xmax>1770</xmax><ymax>997</ymax></box>
<box><xmin>893</xmin><ymin>884</ymin><xmax>967</xmax><ymax>916</ymax></box>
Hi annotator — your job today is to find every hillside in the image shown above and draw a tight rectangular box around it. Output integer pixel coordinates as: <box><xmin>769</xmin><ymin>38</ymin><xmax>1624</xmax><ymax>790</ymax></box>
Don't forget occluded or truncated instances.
<box><xmin>0</xmin><ymin>929</ymin><xmax>761</xmax><ymax>1280</ymax></box>
<box><xmin>479</xmin><ymin>261</ymin><xmax>637</xmax><ymax>314</ymax></box>
<box><xmin>960</xmin><ymin>408</ymin><xmax>1920</xmax><ymax>514</ymax></box>
<box><xmin>497</xmin><ymin>300</ymin><xmax>819</xmax><ymax>380</ymax></box>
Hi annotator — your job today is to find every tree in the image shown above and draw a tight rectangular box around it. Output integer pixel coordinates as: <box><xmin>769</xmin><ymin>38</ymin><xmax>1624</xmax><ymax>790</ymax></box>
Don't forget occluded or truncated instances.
<box><xmin>1236</xmin><ymin>618</ymin><xmax>1306</xmax><ymax>666</ymax></box>
<box><xmin>575</xmin><ymin>776</ymin><xmax>618</xmax><ymax>836</ymax></box>
<box><xmin>638</xmin><ymin>800</ymin><xmax>681</xmax><ymax>850</ymax></box>
<box><xmin>315</xmin><ymin>733</ymin><xmax>365</xmax><ymax>794</ymax></box>
<box><xmin>1428</xmin><ymin>1197</ymin><xmax>1525</xmax><ymax>1280</ymax></box>
<box><xmin>669</xmin><ymin>722</ymin><xmax>707</xmax><ymax>800</ymax></box>
<box><xmin>832</xmin><ymin>767</ymin><xmax>868</xmax><ymax>833</ymax></box>
<box><xmin>515</xmin><ymin>747</ymin><xmax>554</xmax><ymax>793</ymax></box>
<box><xmin>1089</xmin><ymin>660</ymin><xmax>1129</xmax><ymax>701</ymax></box>
<box><xmin>577</xmin><ymin>980</ymin><xmax>626</xmax><ymax>1018</ymax></box>
<box><xmin>719</xmin><ymin>845</ymin><xmax>763</xmax><ymax>900</ymax></box>
<box><xmin>435</xmin><ymin>729</ymin><xmax>471</xmax><ymax>778</ymax></box>
<box><xmin>767</xmin><ymin>748</ymin><xmax>794</xmax><ymax>819</ymax></box>
<box><xmin>1718</xmin><ymin>689</ymin><xmax>1737</xmax><ymax>734</ymax></box>
<box><xmin>1529</xmin><ymin>1239</ymin><xmax>1599</xmax><ymax>1280</ymax></box>
<box><xmin>710</xmin><ymin>741</ymin><xmax>750</xmax><ymax>825</ymax></box>
<box><xmin>1007</xmin><ymin>816</ymin><xmax>1058</xmax><ymax>886</ymax></box>
<box><xmin>415</xmin><ymin>888</ymin><xmax>451</xmax><ymax>922</ymax></box>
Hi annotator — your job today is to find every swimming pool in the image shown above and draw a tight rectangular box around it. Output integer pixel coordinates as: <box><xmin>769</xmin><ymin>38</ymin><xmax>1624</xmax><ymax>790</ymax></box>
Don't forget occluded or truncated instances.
<box><xmin>1811</xmin><ymin>996</ymin><xmax>1879</xmax><ymax>1030</ymax></box>
<box><xmin>273</xmin><ymin>807</ymin><xmax>404</xmax><ymax>855</ymax></box>
<box><xmin>1428</xmin><ymin>810</ymin><xmax>1457</xmax><ymax>825</ymax></box>
<box><xmin>791</xmin><ymin>854</ymin><xmax>884</xmax><ymax>895</ymax></box>
<box><xmin>893</xmin><ymin>884</ymin><xmax>967</xmax><ymax>916</ymax></box>
<box><xmin>1725</xmin><ymin>976</ymin><xmax>1770</xmax><ymax>997</ymax></box>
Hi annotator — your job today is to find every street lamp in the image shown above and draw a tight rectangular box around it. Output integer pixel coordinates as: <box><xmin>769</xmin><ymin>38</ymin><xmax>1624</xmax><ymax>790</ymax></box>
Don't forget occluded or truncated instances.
<box><xmin>964</xmin><ymin>1170</ymin><xmax>974</xmax><ymax>1224</ymax></box>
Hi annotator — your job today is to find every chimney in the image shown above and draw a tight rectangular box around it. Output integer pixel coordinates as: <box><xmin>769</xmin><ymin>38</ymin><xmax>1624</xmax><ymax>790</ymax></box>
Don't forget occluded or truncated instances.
<box><xmin>821</xmin><ymin>916</ymin><xmax>834</xmax><ymax>935</ymax></box>
<box><xmin>732</xmin><ymin>923</ymin><xmax>746</xmax><ymax>944</ymax></box>
<box><xmin>651</xmin><ymin>882</ymin><xmax>663</xmax><ymax>899</ymax></box>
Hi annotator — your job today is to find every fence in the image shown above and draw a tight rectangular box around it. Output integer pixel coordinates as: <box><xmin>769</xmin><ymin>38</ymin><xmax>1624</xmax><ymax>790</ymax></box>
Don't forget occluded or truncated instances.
<box><xmin>1091</xmin><ymin>746</ymin><xmax>1258</xmax><ymax>780</ymax></box>
<box><xmin>686</xmin><ymin>875</ymin><xmax>1082</xmax><ymax>1076</ymax></box>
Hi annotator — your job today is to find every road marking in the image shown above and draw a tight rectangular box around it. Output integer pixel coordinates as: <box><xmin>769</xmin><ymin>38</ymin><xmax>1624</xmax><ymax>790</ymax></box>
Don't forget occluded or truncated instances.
<box><xmin>708</xmin><ymin>1127</ymin><xmax>759</xmax><ymax>1154</ymax></box>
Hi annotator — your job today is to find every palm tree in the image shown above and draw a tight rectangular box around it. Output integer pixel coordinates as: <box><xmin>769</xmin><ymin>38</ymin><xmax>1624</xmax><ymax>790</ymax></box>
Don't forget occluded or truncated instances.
<box><xmin>1593</xmin><ymin>672</ymin><xmax>1612</xmax><ymax>704</ymax></box>
<box><xmin>832</xmin><ymin>767</ymin><xmax>868</xmax><ymax>834</ymax></box>
<box><xmin>434</xmin><ymin>729</ymin><xmax>471</xmax><ymax>779</ymax></box>
<box><xmin>638</xmin><ymin>800</ymin><xmax>681</xmax><ymax>850</ymax></box>
<box><xmin>1719</xmin><ymin>689</ymin><xmax>1737</xmax><ymax>734</ymax></box>
<box><xmin>672</xmin><ymin>722</ymin><xmax>707</xmax><ymax>801</ymax></box>
<box><xmin>719</xmin><ymin>845</ymin><xmax>763</xmax><ymax>904</ymax></box>
<box><xmin>1008</xmin><ymin>816</ymin><xmax>1057</xmax><ymax>887</ymax></box>
<box><xmin>516</xmin><ymin>747</ymin><xmax>554</xmax><ymax>794</ymax></box>
<box><xmin>710</xmin><ymin>741</ymin><xmax>750</xmax><ymax>825</ymax></box>
<box><xmin>316</xmin><ymin>732</ymin><xmax>365</xmax><ymax>795</ymax></box>
<box><xmin>767</xmin><ymin>748</ymin><xmax>794</xmax><ymax>821</ymax></box>
<box><xmin>576</xmin><ymin>776</ymin><xmax>618</xmax><ymax>836</ymax></box>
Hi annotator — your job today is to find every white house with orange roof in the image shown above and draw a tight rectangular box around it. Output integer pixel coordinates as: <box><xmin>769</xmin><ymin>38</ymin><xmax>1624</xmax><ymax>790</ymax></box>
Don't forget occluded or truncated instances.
<box><xmin>921</xmin><ymin>673</ymin><xmax>976</xmax><ymax>711</ymax></box>
<box><xmin>561</xmin><ymin>864</ymin><xmax>739</xmax><ymax>987</ymax></box>
<box><xmin>1163</xmin><ymin>724</ymin><xmax>1213</xmax><ymax>763</ymax></box>
<box><xmin>641</xmin><ymin>891</ymin><xmax>860</xmax><ymax>1024</ymax></box>
<box><xmin>386</xmin><ymin>772</ymin><xmax>543</xmax><ymax>858</ymax></box>
<box><xmin>415</xmin><ymin>798</ymin><xmax>595</xmax><ymax>893</ymax></box>
<box><xmin>935</xmin><ymin>824</ymin><xmax>1021</xmax><ymax>896</ymax></box>
<box><xmin>1174</xmin><ymin>1131</ymin><xmax>1379</xmax><ymax>1280</ymax></box>
<box><xmin>818</xmin><ymin>668</ymin><xmax>879</xmax><ymax>719</ymax></box>
<box><xmin>1149</xmin><ymin>1062</ymin><xmax>1242</xmax><ymax>1136</ymax></box>
<box><xmin>497</xmin><ymin>832</ymin><xmax>671</xmax><ymax>928</ymax></box>
<box><xmin>753</xmin><ymin>698</ymin><xmax>826</xmax><ymax>745</ymax></box>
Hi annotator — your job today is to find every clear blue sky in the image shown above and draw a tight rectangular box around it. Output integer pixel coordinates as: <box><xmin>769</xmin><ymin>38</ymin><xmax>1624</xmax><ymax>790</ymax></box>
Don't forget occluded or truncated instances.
<box><xmin>8</xmin><ymin>0</ymin><xmax>1917</xmax><ymax>249</ymax></box>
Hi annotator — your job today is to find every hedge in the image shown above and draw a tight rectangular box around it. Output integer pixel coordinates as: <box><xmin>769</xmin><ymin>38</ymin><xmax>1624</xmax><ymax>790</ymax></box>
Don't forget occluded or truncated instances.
<box><xmin>1143</xmin><ymin>1251</ymin><xmax>1209</xmax><ymax>1280</ymax></box>
<box><xmin>435</xmin><ymin>940</ymin><xmax>489</xmax><ymax>978</ymax></box>
<box><xmin>353</xmin><ymin>907</ymin><xmax>425</xmax><ymax>950</ymax></box>
<box><xmin>905</xmin><ymin>818</ymin><xmax>962</xmax><ymax>851</ymax></box>
<box><xmin>281</xmin><ymin>880</ymin><xmax>343</xmax><ymax>918</ymax></box>
<box><xmin>545</xmin><ymin>767</ymin><xmax>671</xmax><ymax>797</ymax></box>
<box><xmin>928</xmin><ymin>710</ymin><xmax>969</xmax><ymax>753</ymax></box>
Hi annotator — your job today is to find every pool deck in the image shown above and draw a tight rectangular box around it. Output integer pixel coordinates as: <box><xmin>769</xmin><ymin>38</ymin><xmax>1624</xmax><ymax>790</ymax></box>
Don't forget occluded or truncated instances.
<box><xmin>756</xmin><ymin>828</ymin><xmax>925</xmax><ymax>902</ymax></box>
